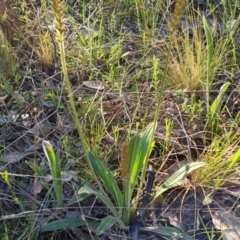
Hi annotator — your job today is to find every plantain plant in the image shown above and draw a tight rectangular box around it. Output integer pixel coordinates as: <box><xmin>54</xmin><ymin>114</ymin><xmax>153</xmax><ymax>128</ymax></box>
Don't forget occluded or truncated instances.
<box><xmin>66</xmin><ymin>122</ymin><xmax>206</xmax><ymax>237</ymax></box>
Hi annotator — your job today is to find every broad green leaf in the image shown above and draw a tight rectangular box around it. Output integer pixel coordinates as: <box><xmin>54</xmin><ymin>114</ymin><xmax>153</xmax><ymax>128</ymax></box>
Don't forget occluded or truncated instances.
<box><xmin>141</xmin><ymin>226</ymin><xmax>195</xmax><ymax>240</ymax></box>
<box><xmin>140</xmin><ymin>122</ymin><xmax>155</xmax><ymax>166</ymax></box>
<box><xmin>124</xmin><ymin>123</ymin><xmax>155</xmax><ymax>223</ymax></box>
<box><xmin>151</xmin><ymin>162</ymin><xmax>207</xmax><ymax>203</ymax></box>
<box><xmin>87</xmin><ymin>151</ymin><xmax>123</xmax><ymax>209</ymax></box>
<box><xmin>76</xmin><ymin>183</ymin><xmax>119</xmax><ymax>217</ymax></box>
<box><xmin>137</xmin><ymin>122</ymin><xmax>155</xmax><ymax>183</ymax></box>
<box><xmin>41</xmin><ymin>218</ymin><xmax>97</xmax><ymax>232</ymax></box>
<box><xmin>42</xmin><ymin>140</ymin><xmax>63</xmax><ymax>207</ymax></box>
<box><xmin>128</xmin><ymin>122</ymin><xmax>155</xmax><ymax>194</ymax></box>
<box><xmin>128</xmin><ymin>134</ymin><xmax>141</xmax><ymax>192</ymax></box>
<box><xmin>96</xmin><ymin>216</ymin><xmax>126</xmax><ymax>235</ymax></box>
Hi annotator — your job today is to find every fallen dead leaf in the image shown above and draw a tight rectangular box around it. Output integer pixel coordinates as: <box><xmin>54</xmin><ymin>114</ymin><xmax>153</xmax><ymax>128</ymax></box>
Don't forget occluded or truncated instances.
<box><xmin>212</xmin><ymin>210</ymin><xmax>240</xmax><ymax>240</ymax></box>
<box><xmin>0</xmin><ymin>152</ymin><xmax>32</xmax><ymax>164</ymax></box>
<box><xmin>82</xmin><ymin>81</ymin><xmax>104</xmax><ymax>90</ymax></box>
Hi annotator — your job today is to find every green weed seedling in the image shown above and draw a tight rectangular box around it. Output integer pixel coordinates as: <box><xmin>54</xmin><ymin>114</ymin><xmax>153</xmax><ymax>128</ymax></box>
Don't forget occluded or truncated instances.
<box><xmin>0</xmin><ymin>171</ymin><xmax>25</xmax><ymax>212</ymax></box>
<box><xmin>182</xmin><ymin>93</ymin><xmax>204</xmax><ymax>117</ymax></box>
<box><xmin>158</xmin><ymin>118</ymin><xmax>174</xmax><ymax>154</ymax></box>
<box><xmin>192</xmin><ymin>129</ymin><xmax>240</xmax><ymax>203</ymax></box>
<box><xmin>26</xmin><ymin>140</ymin><xmax>63</xmax><ymax>207</ymax></box>
<box><xmin>42</xmin><ymin>140</ymin><xmax>63</xmax><ymax>207</ymax></box>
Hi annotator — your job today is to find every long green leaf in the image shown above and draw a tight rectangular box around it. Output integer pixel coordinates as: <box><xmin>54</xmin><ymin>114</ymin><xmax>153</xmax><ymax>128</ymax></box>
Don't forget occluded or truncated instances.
<box><xmin>150</xmin><ymin>162</ymin><xmax>207</xmax><ymax>203</ymax></box>
<box><xmin>41</xmin><ymin>218</ymin><xmax>98</xmax><ymax>232</ymax></box>
<box><xmin>128</xmin><ymin>123</ymin><xmax>155</xmax><ymax>195</ymax></box>
<box><xmin>124</xmin><ymin>123</ymin><xmax>155</xmax><ymax>223</ymax></box>
<box><xmin>77</xmin><ymin>183</ymin><xmax>119</xmax><ymax>217</ymax></box>
<box><xmin>128</xmin><ymin>134</ymin><xmax>141</xmax><ymax>192</ymax></box>
<box><xmin>87</xmin><ymin>151</ymin><xmax>123</xmax><ymax>209</ymax></box>
<box><xmin>137</xmin><ymin>122</ymin><xmax>155</xmax><ymax>187</ymax></box>
<box><xmin>42</xmin><ymin>140</ymin><xmax>63</xmax><ymax>207</ymax></box>
<box><xmin>96</xmin><ymin>216</ymin><xmax>126</xmax><ymax>236</ymax></box>
<box><xmin>141</xmin><ymin>226</ymin><xmax>195</xmax><ymax>240</ymax></box>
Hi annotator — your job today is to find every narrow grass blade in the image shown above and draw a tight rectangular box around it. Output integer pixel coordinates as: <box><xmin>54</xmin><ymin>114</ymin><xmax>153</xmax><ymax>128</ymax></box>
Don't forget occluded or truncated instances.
<box><xmin>25</xmin><ymin>160</ymin><xmax>56</xmax><ymax>201</ymax></box>
<box><xmin>228</xmin><ymin>148</ymin><xmax>240</xmax><ymax>170</ymax></box>
<box><xmin>77</xmin><ymin>182</ymin><xmax>119</xmax><ymax>217</ymax></box>
<box><xmin>42</xmin><ymin>140</ymin><xmax>63</xmax><ymax>207</ymax></box>
<box><xmin>25</xmin><ymin>161</ymin><xmax>49</xmax><ymax>189</ymax></box>
<box><xmin>209</xmin><ymin>82</ymin><xmax>230</xmax><ymax>118</ymax></box>
<box><xmin>215</xmin><ymin>147</ymin><xmax>240</xmax><ymax>187</ymax></box>
<box><xmin>203</xmin><ymin>16</ymin><xmax>214</xmax><ymax>113</ymax></box>
<box><xmin>141</xmin><ymin>226</ymin><xmax>195</xmax><ymax>240</ymax></box>
<box><xmin>87</xmin><ymin>151</ymin><xmax>123</xmax><ymax>210</ymax></box>
<box><xmin>151</xmin><ymin>162</ymin><xmax>207</xmax><ymax>203</ymax></box>
<box><xmin>203</xmin><ymin>16</ymin><xmax>214</xmax><ymax>68</ymax></box>
<box><xmin>96</xmin><ymin>216</ymin><xmax>126</xmax><ymax>235</ymax></box>
<box><xmin>67</xmin><ymin>179</ymin><xmax>92</xmax><ymax>206</ymax></box>
<box><xmin>208</xmin><ymin>82</ymin><xmax>230</xmax><ymax>132</ymax></box>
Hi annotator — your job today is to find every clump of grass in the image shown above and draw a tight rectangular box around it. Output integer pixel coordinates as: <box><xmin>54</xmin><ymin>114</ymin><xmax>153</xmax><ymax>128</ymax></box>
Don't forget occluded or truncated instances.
<box><xmin>192</xmin><ymin>130</ymin><xmax>240</xmax><ymax>188</ymax></box>
<box><xmin>34</xmin><ymin>30</ymin><xmax>55</xmax><ymax>70</ymax></box>
<box><xmin>134</xmin><ymin>0</ymin><xmax>163</xmax><ymax>35</ymax></box>
<box><xmin>168</xmin><ymin>26</ymin><xmax>208</xmax><ymax>90</ymax></box>
<box><xmin>167</xmin><ymin>12</ymin><xmax>235</xmax><ymax>94</ymax></box>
